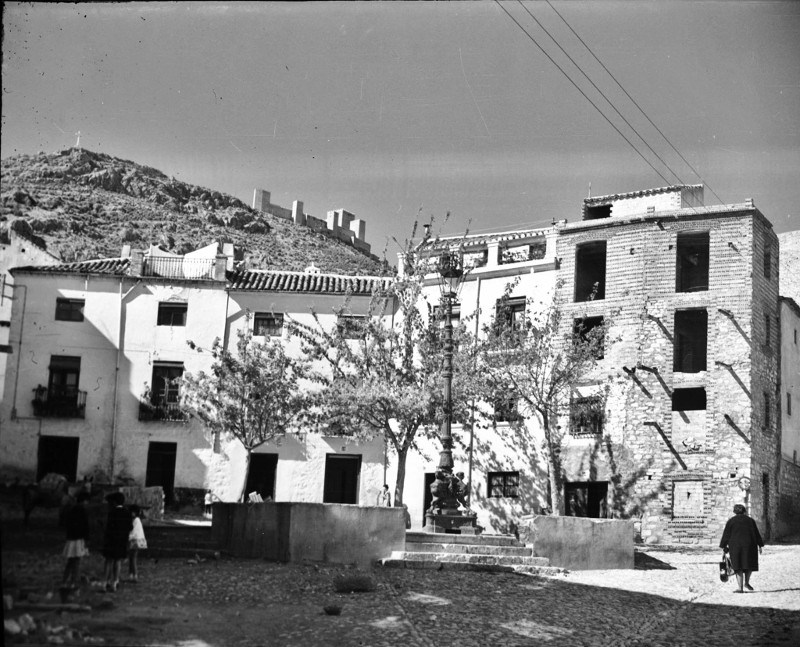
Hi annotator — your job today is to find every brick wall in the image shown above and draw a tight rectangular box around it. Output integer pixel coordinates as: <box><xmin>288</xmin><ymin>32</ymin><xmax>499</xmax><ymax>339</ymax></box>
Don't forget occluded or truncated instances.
<box><xmin>553</xmin><ymin>206</ymin><xmax>779</xmax><ymax>544</ymax></box>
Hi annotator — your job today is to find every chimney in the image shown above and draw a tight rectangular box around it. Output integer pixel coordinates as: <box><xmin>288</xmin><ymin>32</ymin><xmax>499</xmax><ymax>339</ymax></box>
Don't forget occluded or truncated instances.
<box><xmin>120</xmin><ymin>244</ymin><xmax>131</xmax><ymax>259</ymax></box>
<box><xmin>292</xmin><ymin>200</ymin><xmax>306</xmax><ymax>226</ymax></box>
<box><xmin>222</xmin><ymin>243</ymin><xmax>235</xmax><ymax>271</ymax></box>
<box><xmin>130</xmin><ymin>250</ymin><xmax>145</xmax><ymax>276</ymax></box>
<box><xmin>253</xmin><ymin>189</ymin><xmax>271</xmax><ymax>213</ymax></box>
<box><xmin>214</xmin><ymin>254</ymin><xmax>227</xmax><ymax>281</ymax></box>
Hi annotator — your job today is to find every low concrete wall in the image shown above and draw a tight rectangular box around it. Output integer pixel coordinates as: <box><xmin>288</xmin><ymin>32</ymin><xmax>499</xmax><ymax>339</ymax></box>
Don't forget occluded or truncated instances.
<box><xmin>530</xmin><ymin>516</ymin><xmax>634</xmax><ymax>570</ymax></box>
<box><xmin>212</xmin><ymin>502</ymin><xmax>406</xmax><ymax>565</ymax></box>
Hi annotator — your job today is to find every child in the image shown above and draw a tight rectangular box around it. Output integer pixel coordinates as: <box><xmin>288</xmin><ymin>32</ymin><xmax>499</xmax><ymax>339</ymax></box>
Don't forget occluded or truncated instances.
<box><xmin>127</xmin><ymin>504</ymin><xmax>147</xmax><ymax>582</ymax></box>
<box><xmin>62</xmin><ymin>492</ymin><xmax>90</xmax><ymax>588</ymax></box>
<box><xmin>204</xmin><ymin>490</ymin><xmax>213</xmax><ymax>517</ymax></box>
<box><xmin>102</xmin><ymin>492</ymin><xmax>133</xmax><ymax>592</ymax></box>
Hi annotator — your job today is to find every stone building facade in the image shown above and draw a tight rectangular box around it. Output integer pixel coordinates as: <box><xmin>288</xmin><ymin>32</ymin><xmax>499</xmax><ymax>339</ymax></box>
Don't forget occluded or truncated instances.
<box><xmin>554</xmin><ymin>186</ymin><xmax>781</xmax><ymax>543</ymax></box>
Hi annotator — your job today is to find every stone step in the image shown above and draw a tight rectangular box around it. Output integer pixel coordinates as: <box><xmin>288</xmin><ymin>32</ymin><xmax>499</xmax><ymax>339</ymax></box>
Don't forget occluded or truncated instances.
<box><xmin>406</xmin><ymin>531</ymin><xmax>520</xmax><ymax>547</ymax></box>
<box><xmin>404</xmin><ymin>542</ymin><xmax>533</xmax><ymax>557</ymax></box>
<box><xmin>389</xmin><ymin>550</ymin><xmax>549</xmax><ymax>567</ymax></box>
<box><xmin>380</xmin><ymin>557</ymin><xmax>565</xmax><ymax>576</ymax></box>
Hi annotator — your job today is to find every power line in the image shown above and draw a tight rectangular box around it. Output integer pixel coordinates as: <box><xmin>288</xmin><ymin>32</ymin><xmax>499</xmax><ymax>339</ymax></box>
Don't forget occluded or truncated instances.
<box><xmin>517</xmin><ymin>0</ymin><xmax>685</xmax><ymax>187</ymax></box>
<box><xmin>545</xmin><ymin>0</ymin><xmax>725</xmax><ymax>205</ymax></box>
<box><xmin>493</xmin><ymin>1</ymin><xmax>675</xmax><ymax>189</ymax></box>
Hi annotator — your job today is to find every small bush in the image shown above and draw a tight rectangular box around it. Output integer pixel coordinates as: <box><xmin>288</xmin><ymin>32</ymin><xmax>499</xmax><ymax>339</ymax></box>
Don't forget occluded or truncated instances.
<box><xmin>332</xmin><ymin>573</ymin><xmax>377</xmax><ymax>593</ymax></box>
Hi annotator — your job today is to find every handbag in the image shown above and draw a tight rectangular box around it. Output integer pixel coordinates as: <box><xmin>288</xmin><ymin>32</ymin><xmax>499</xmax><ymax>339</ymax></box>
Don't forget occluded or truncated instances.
<box><xmin>718</xmin><ymin>553</ymin><xmax>733</xmax><ymax>582</ymax></box>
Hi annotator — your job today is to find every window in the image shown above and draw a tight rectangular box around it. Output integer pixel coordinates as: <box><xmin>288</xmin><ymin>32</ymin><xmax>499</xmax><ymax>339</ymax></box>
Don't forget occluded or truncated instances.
<box><xmin>495</xmin><ymin>297</ymin><xmax>526</xmax><ymax>333</ymax></box>
<box><xmin>142</xmin><ymin>362</ymin><xmax>185</xmax><ymax>422</ymax></box>
<box><xmin>431</xmin><ymin>302</ymin><xmax>461</xmax><ymax>328</ymax></box>
<box><xmin>585</xmin><ymin>204</ymin><xmax>611</xmax><ymax>220</ymax></box>
<box><xmin>157</xmin><ymin>302</ymin><xmax>187</xmax><ymax>326</ymax></box>
<box><xmin>764</xmin><ymin>392</ymin><xmax>771</xmax><ymax>429</ymax></box>
<box><xmin>672</xmin><ymin>480</ymin><xmax>704</xmax><ymax>518</ymax></box>
<box><xmin>32</xmin><ymin>355</ymin><xmax>86</xmax><ymax>418</ymax></box>
<box><xmin>494</xmin><ymin>397</ymin><xmax>519</xmax><ymax>423</ymax></box>
<box><xmin>673</xmin><ymin>309</ymin><xmax>707</xmax><ymax>373</ymax></box>
<box><xmin>55</xmin><ymin>298</ymin><xmax>85</xmax><ymax>322</ymax></box>
<box><xmin>764</xmin><ymin>240</ymin><xmax>771</xmax><ymax>279</ymax></box>
<box><xmin>573</xmin><ymin>316</ymin><xmax>605</xmax><ymax>359</ymax></box>
<box><xmin>672</xmin><ymin>388</ymin><xmax>706</xmax><ymax>411</ymax></box>
<box><xmin>675</xmin><ymin>232</ymin><xmax>709</xmax><ymax>293</ymax></box>
<box><xmin>787</xmin><ymin>392</ymin><xmax>792</xmax><ymax>417</ymax></box>
<box><xmin>254</xmin><ymin>312</ymin><xmax>284</xmax><ymax>337</ymax></box>
<box><xmin>569</xmin><ymin>396</ymin><xmax>604</xmax><ymax>435</ymax></box>
<box><xmin>574</xmin><ymin>241</ymin><xmax>607</xmax><ymax>302</ymax></box>
<box><xmin>765</xmin><ymin>314</ymin><xmax>771</xmax><ymax>346</ymax></box>
<box><xmin>488</xmin><ymin>471</ymin><xmax>519</xmax><ymax>498</ymax></box>
<box><xmin>337</xmin><ymin>315</ymin><xmax>367</xmax><ymax>339</ymax></box>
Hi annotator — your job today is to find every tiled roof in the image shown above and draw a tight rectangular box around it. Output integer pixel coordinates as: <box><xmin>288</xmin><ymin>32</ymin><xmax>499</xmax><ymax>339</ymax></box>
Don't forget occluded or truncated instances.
<box><xmin>584</xmin><ymin>184</ymin><xmax>703</xmax><ymax>205</ymax></box>
<box><xmin>227</xmin><ymin>269</ymin><xmax>392</xmax><ymax>294</ymax></box>
<box><xmin>11</xmin><ymin>258</ymin><xmax>130</xmax><ymax>276</ymax></box>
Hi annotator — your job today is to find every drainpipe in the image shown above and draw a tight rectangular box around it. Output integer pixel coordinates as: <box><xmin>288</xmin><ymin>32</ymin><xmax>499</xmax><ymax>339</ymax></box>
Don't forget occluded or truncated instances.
<box><xmin>110</xmin><ymin>279</ymin><xmax>140</xmax><ymax>479</ymax></box>
<box><xmin>9</xmin><ymin>283</ymin><xmax>28</xmax><ymax>420</ymax></box>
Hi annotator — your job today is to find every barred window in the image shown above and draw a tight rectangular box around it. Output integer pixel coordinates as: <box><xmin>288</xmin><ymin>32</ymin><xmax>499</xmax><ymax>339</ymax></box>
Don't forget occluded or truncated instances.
<box><xmin>488</xmin><ymin>471</ymin><xmax>519</xmax><ymax>498</ymax></box>
<box><xmin>569</xmin><ymin>396</ymin><xmax>604</xmax><ymax>435</ymax></box>
<box><xmin>337</xmin><ymin>315</ymin><xmax>367</xmax><ymax>340</ymax></box>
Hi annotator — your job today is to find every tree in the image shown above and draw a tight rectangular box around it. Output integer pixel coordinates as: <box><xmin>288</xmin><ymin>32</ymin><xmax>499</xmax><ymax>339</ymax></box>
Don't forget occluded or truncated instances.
<box><xmin>286</xmin><ymin>227</ymin><xmax>474</xmax><ymax>506</ymax></box>
<box><xmin>181</xmin><ymin>316</ymin><xmax>309</xmax><ymax>502</ymax></box>
<box><xmin>476</xmin><ymin>281</ymin><xmax>607</xmax><ymax>516</ymax></box>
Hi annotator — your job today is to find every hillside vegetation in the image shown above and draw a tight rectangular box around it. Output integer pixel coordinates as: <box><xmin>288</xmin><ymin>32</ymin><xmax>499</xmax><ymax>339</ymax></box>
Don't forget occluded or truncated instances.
<box><xmin>1</xmin><ymin>148</ymin><xmax>387</xmax><ymax>275</ymax></box>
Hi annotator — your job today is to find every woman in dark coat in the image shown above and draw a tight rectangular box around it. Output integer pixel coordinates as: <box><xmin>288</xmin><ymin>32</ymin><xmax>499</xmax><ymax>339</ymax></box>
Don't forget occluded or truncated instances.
<box><xmin>719</xmin><ymin>504</ymin><xmax>764</xmax><ymax>593</ymax></box>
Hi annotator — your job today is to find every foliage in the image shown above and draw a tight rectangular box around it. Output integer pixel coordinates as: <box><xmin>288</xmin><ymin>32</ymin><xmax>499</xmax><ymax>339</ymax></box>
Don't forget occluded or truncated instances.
<box><xmin>181</xmin><ymin>316</ymin><xmax>309</xmax><ymax>501</ymax></box>
<box><xmin>287</xmin><ymin>221</ymin><xmax>475</xmax><ymax>505</ymax></box>
<box><xmin>476</xmin><ymin>280</ymin><xmax>608</xmax><ymax>515</ymax></box>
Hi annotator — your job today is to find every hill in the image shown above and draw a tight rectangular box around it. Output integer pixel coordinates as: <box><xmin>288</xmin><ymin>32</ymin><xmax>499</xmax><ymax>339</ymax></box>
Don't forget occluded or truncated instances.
<box><xmin>1</xmin><ymin>148</ymin><xmax>388</xmax><ymax>275</ymax></box>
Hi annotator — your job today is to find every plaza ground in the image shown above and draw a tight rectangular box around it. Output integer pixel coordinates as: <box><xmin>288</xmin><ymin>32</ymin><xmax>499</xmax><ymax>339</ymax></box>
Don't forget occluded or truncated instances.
<box><xmin>3</xmin><ymin>510</ymin><xmax>799</xmax><ymax>647</ymax></box>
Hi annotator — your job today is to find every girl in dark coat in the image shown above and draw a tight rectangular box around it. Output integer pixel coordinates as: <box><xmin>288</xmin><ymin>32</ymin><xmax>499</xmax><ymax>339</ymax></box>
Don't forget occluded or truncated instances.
<box><xmin>102</xmin><ymin>492</ymin><xmax>133</xmax><ymax>592</ymax></box>
<box><xmin>719</xmin><ymin>504</ymin><xmax>764</xmax><ymax>593</ymax></box>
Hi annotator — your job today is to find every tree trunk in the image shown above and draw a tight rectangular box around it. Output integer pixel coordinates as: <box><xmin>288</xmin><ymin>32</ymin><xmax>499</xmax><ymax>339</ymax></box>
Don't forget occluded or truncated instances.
<box><xmin>393</xmin><ymin>446</ymin><xmax>409</xmax><ymax>506</ymax></box>
<box><xmin>239</xmin><ymin>448</ymin><xmax>252</xmax><ymax>503</ymax></box>
<box><xmin>543</xmin><ymin>415</ymin><xmax>563</xmax><ymax>515</ymax></box>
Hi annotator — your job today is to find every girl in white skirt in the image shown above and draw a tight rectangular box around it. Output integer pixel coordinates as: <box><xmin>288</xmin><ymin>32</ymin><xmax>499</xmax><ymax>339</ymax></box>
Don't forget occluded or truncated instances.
<box><xmin>62</xmin><ymin>492</ymin><xmax>90</xmax><ymax>587</ymax></box>
<box><xmin>127</xmin><ymin>504</ymin><xmax>147</xmax><ymax>582</ymax></box>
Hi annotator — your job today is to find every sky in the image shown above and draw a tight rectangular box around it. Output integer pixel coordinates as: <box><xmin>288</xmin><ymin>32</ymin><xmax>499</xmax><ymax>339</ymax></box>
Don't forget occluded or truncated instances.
<box><xmin>2</xmin><ymin>1</ymin><xmax>799</xmax><ymax>257</ymax></box>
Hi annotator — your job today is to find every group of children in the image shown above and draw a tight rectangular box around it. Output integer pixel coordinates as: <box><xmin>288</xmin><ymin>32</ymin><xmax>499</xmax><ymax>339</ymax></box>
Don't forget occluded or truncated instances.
<box><xmin>61</xmin><ymin>491</ymin><xmax>148</xmax><ymax>592</ymax></box>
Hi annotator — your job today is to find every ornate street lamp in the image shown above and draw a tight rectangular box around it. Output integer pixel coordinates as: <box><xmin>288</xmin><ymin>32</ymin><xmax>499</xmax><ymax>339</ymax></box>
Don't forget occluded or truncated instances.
<box><xmin>425</xmin><ymin>250</ymin><xmax>478</xmax><ymax>534</ymax></box>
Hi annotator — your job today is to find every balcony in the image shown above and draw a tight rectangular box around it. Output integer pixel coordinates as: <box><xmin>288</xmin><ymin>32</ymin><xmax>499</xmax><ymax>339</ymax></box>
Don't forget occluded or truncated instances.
<box><xmin>32</xmin><ymin>386</ymin><xmax>87</xmax><ymax>418</ymax></box>
<box><xmin>138</xmin><ymin>400</ymin><xmax>187</xmax><ymax>422</ymax></box>
<box><xmin>142</xmin><ymin>256</ymin><xmax>216</xmax><ymax>280</ymax></box>
<box><xmin>569</xmin><ymin>397</ymin><xmax>604</xmax><ymax>437</ymax></box>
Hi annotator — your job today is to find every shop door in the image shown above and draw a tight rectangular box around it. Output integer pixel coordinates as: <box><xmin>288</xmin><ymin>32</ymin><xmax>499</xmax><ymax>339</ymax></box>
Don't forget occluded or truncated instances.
<box><xmin>37</xmin><ymin>436</ymin><xmax>79</xmax><ymax>482</ymax></box>
<box><xmin>245</xmin><ymin>454</ymin><xmax>278</xmax><ymax>501</ymax></box>
<box><xmin>145</xmin><ymin>442</ymin><xmax>177</xmax><ymax>505</ymax></box>
<box><xmin>323</xmin><ymin>454</ymin><xmax>361</xmax><ymax>504</ymax></box>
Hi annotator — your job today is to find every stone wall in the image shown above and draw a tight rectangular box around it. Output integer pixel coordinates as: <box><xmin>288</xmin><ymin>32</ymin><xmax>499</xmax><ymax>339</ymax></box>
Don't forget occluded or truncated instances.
<box><xmin>212</xmin><ymin>502</ymin><xmax>406</xmax><ymax>565</ymax></box>
<box><xmin>529</xmin><ymin>515</ymin><xmax>634</xmax><ymax>570</ymax></box>
<box><xmin>776</xmin><ymin>458</ymin><xmax>800</xmax><ymax>539</ymax></box>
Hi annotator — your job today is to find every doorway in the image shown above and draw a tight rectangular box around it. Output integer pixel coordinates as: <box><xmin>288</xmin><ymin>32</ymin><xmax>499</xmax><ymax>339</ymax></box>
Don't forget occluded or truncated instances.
<box><xmin>37</xmin><ymin>436</ymin><xmax>79</xmax><ymax>482</ymax></box>
<box><xmin>564</xmin><ymin>481</ymin><xmax>609</xmax><ymax>518</ymax></box>
<box><xmin>245</xmin><ymin>453</ymin><xmax>278</xmax><ymax>501</ymax></box>
<box><xmin>762</xmin><ymin>472</ymin><xmax>771</xmax><ymax>541</ymax></box>
<box><xmin>145</xmin><ymin>442</ymin><xmax>177</xmax><ymax>505</ymax></box>
<box><xmin>323</xmin><ymin>454</ymin><xmax>361</xmax><ymax>504</ymax></box>
<box><xmin>422</xmin><ymin>472</ymin><xmax>436</xmax><ymax>527</ymax></box>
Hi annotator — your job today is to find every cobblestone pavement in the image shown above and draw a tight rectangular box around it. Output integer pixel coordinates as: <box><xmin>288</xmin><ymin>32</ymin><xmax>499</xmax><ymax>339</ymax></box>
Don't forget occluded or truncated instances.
<box><xmin>3</xmin><ymin>526</ymin><xmax>799</xmax><ymax>647</ymax></box>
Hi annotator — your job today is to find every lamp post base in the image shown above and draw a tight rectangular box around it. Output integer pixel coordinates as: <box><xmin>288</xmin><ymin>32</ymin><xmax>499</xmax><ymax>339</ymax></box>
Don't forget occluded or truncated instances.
<box><xmin>424</xmin><ymin>510</ymin><xmax>481</xmax><ymax>535</ymax></box>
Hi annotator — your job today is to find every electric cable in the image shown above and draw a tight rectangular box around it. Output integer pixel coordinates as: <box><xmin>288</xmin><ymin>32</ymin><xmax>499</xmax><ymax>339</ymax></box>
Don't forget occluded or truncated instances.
<box><xmin>545</xmin><ymin>0</ymin><xmax>725</xmax><ymax>205</ymax></box>
<box><xmin>493</xmin><ymin>1</ymin><xmax>676</xmax><ymax>189</ymax></box>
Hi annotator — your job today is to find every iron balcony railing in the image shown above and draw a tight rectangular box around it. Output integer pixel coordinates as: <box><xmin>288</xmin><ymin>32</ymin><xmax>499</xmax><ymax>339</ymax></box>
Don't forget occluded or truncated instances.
<box><xmin>32</xmin><ymin>386</ymin><xmax>87</xmax><ymax>418</ymax></box>
<box><xmin>138</xmin><ymin>400</ymin><xmax>187</xmax><ymax>422</ymax></box>
<box><xmin>141</xmin><ymin>256</ymin><xmax>216</xmax><ymax>280</ymax></box>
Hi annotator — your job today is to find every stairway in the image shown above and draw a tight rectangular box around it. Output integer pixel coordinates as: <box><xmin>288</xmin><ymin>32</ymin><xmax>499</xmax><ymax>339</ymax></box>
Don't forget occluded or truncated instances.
<box><xmin>381</xmin><ymin>531</ymin><xmax>565</xmax><ymax>575</ymax></box>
